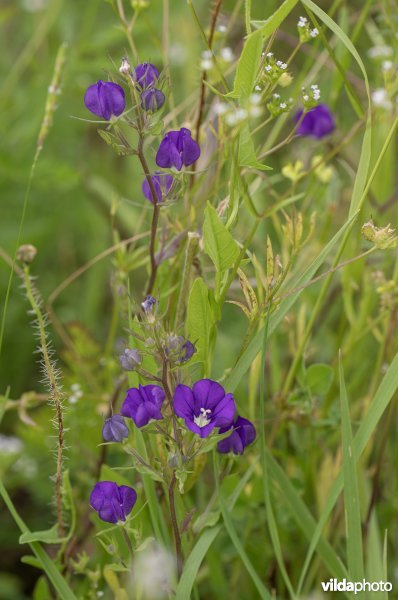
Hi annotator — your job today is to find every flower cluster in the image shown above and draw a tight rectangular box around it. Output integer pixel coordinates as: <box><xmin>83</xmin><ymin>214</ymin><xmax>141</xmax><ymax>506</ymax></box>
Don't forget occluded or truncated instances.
<box><xmin>267</xmin><ymin>93</ymin><xmax>293</xmax><ymax>118</ymax></box>
<box><xmin>134</xmin><ymin>62</ymin><xmax>165</xmax><ymax>112</ymax></box>
<box><xmin>263</xmin><ymin>52</ymin><xmax>288</xmax><ymax>84</ymax></box>
<box><xmin>297</xmin><ymin>16</ymin><xmax>319</xmax><ymax>42</ymax></box>
<box><xmin>301</xmin><ymin>84</ymin><xmax>321</xmax><ymax>108</ymax></box>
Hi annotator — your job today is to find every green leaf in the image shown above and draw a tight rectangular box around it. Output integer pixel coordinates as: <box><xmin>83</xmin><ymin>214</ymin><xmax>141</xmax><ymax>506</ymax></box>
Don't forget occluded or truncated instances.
<box><xmin>251</xmin><ymin>0</ymin><xmax>299</xmax><ymax>38</ymax></box>
<box><xmin>0</xmin><ymin>479</ymin><xmax>78</xmax><ymax>600</ymax></box>
<box><xmin>306</xmin><ymin>363</ymin><xmax>334</xmax><ymax>395</ymax></box>
<box><xmin>214</xmin><ymin>453</ymin><xmax>272</xmax><ymax>600</ymax></box>
<box><xmin>97</xmin><ymin>129</ymin><xmax>134</xmax><ymax>156</ymax></box>
<box><xmin>175</xmin><ymin>461</ymin><xmax>258</xmax><ymax>600</ymax></box>
<box><xmin>186</xmin><ymin>278</ymin><xmax>214</xmax><ymax>374</ymax></box>
<box><xmin>297</xmin><ymin>349</ymin><xmax>398</xmax><ymax>593</ymax></box>
<box><xmin>228</xmin><ymin>29</ymin><xmax>263</xmax><ymax>101</ymax></box>
<box><xmin>224</xmin><ymin>213</ymin><xmax>358</xmax><ymax>391</ymax></box>
<box><xmin>339</xmin><ymin>355</ymin><xmax>364</xmax><ymax>581</ymax></box>
<box><xmin>238</xmin><ymin>124</ymin><xmax>272</xmax><ymax>170</ymax></box>
<box><xmin>203</xmin><ymin>204</ymin><xmax>240</xmax><ymax>273</ymax></box>
<box><xmin>19</xmin><ymin>524</ymin><xmax>67</xmax><ymax>545</ymax></box>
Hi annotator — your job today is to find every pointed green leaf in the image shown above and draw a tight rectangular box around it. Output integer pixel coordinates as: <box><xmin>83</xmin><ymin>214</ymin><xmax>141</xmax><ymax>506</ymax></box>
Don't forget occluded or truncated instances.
<box><xmin>203</xmin><ymin>204</ymin><xmax>240</xmax><ymax>273</ymax></box>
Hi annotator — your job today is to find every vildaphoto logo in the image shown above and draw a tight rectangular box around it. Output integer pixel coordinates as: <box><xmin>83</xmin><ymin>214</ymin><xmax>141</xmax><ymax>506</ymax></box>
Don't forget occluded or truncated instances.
<box><xmin>321</xmin><ymin>578</ymin><xmax>392</xmax><ymax>594</ymax></box>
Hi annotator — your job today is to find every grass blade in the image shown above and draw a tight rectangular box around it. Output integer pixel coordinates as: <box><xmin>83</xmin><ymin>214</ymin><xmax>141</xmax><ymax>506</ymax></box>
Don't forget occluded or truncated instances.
<box><xmin>0</xmin><ymin>478</ymin><xmax>77</xmax><ymax>600</ymax></box>
<box><xmin>339</xmin><ymin>353</ymin><xmax>364</xmax><ymax>581</ymax></box>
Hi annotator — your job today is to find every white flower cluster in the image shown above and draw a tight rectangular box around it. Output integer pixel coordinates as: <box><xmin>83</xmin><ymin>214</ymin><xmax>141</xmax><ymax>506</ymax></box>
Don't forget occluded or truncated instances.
<box><xmin>371</xmin><ymin>88</ymin><xmax>392</xmax><ymax>110</ymax></box>
<box><xmin>297</xmin><ymin>16</ymin><xmax>319</xmax><ymax>42</ymax></box>
<box><xmin>69</xmin><ymin>383</ymin><xmax>83</xmax><ymax>404</ymax></box>
<box><xmin>215</xmin><ymin>94</ymin><xmax>264</xmax><ymax>125</ymax></box>
<box><xmin>266</xmin><ymin>93</ymin><xmax>293</xmax><ymax>117</ymax></box>
<box><xmin>263</xmin><ymin>52</ymin><xmax>288</xmax><ymax>84</ymax></box>
<box><xmin>220</xmin><ymin>47</ymin><xmax>234</xmax><ymax>62</ymax></box>
<box><xmin>302</xmin><ymin>84</ymin><xmax>321</xmax><ymax>108</ymax></box>
<box><xmin>200</xmin><ymin>50</ymin><xmax>213</xmax><ymax>71</ymax></box>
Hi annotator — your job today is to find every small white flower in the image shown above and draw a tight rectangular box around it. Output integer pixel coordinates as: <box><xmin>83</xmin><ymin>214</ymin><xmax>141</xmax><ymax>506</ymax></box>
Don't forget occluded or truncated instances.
<box><xmin>215</xmin><ymin>102</ymin><xmax>228</xmax><ymax>115</ymax></box>
<box><xmin>201</xmin><ymin>50</ymin><xmax>212</xmax><ymax>59</ymax></box>
<box><xmin>225</xmin><ymin>112</ymin><xmax>238</xmax><ymax>126</ymax></box>
<box><xmin>218</xmin><ymin>24</ymin><xmax>227</xmax><ymax>33</ymax></box>
<box><xmin>265</xmin><ymin>65</ymin><xmax>272</xmax><ymax>72</ymax></box>
<box><xmin>372</xmin><ymin>88</ymin><xmax>392</xmax><ymax>110</ymax></box>
<box><xmin>220</xmin><ymin>47</ymin><xmax>234</xmax><ymax>62</ymax></box>
<box><xmin>255</xmin><ymin>85</ymin><xmax>262</xmax><ymax>91</ymax></box>
<box><xmin>235</xmin><ymin>108</ymin><xmax>248</xmax><ymax>121</ymax></box>
<box><xmin>367</xmin><ymin>45</ymin><xmax>393</xmax><ymax>59</ymax></box>
<box><xmin>266</xmin><ymin>52</ymin><xmax>273</xmax><ymax>58</ymax></box>
<box><xmin>303</xmin><ymin>94</ymin><xmax>309</xmax><ymax>102</ymax></box>
<box><xmin>200</xmin><ymin>58</ymin><xmax>213</xmax><ymax>70</ymax></box>
<box><xmin>250</xmin><ymin>93</ymin><xmax>262</xmax><ymax>105</ymax></box>
<box><xmin>249</xmin><ymin>106</ymin><xmax>262</xmax><ymax>117</ymax></box>
<box><xmin>382</xmin><ymin>60</ymin><xmax>393</xmax><ymax>71</ymax></box>
<box><xmin>0</xmin><ymin>435</ymin><xmax>23</xmax><ymax>454</ymax></box>
<box><xmin>280</xmin><ymin>102</ymin><xmax>287</xmax><ymax>109</ymax></box>
<box><xmin>298</xmin><ymin>16</ymin><xmax>308</xmax><ymax>27</ymax></box>
<box><xmin>310</xmin><ymin>28</ymin><xmax>319</xmax><ymax>38</ymax></box>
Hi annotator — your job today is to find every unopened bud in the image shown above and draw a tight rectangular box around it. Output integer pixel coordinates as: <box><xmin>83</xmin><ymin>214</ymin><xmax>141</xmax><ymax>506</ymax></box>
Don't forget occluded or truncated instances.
<box><xmin>119</xmin><ymin>57</ymin><xmax>132</xmax><ymax>75</ymax></box>
<box><xmin>119</xmin><ymin>348</ymin><xmax>142</xmax><ymax>371</ymax></box>
<box><xmin>17</xmin><ymin>244</ymin><xmax>37</xmax><ymax>264</ymax></box>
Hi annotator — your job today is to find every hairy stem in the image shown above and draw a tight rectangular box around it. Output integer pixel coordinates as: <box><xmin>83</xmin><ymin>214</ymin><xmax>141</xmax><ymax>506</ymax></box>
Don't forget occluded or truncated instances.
<box><xmin>23</xmin><ymin>265</ymin><xmax>65</xmax><ymax>536</ymax></box>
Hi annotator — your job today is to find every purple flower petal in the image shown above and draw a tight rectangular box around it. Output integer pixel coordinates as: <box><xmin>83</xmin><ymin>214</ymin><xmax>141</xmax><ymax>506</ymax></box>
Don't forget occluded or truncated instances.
<box><xmin>102</xmin><ymin>415</ymin><xmax>129</xmax><ymax>442</ymax></box>
<box><xmin>135</xmin><ymin>63</ymin><xmax>160</xmax><ymax>89</ymax></box>
<box><xmin>89</xmin><ymin>481</ymin><xmax>137</xmax><ymax>523</ymax></box>
<box><xmin>174</xmin><ymin>384</ymin><xmax>195</xmax><ymax>420</ymax></box>
<box><xmin>141</xmin><ymin>88</ymin><xmax>165</xmax><ymax>112</ymax></box>
<box><xmin>84</xmin><ymin>80</ymin><xmax>125</xmax><ymax>120</ymax></box>
<box><xmin>296</xmin><ymin>104</ymin><xmax>335</xmax><ymax>139</ymax></box>
<box><xmin>155</xmin><ymin>128</ymin><xmax>200</xmax><ymax>170</ymax></box>
<box><xmin>121</xmin><ymin>384</ymin><xmax>165</xmax><ymax>428</ymax></box>
<box><xmin>217</xmin><ymin>416</ymin><xmax>256</xmax><ymax>455</ymax></box>
<box><xmin>142</xmin><ymin>173</ymin><xmax>173</xmax><ymax>203</ymax></box>
<box><xmin>173</xmin><ymin>379</ymin><xmax>236</xmax><ymax>438</ymax></box>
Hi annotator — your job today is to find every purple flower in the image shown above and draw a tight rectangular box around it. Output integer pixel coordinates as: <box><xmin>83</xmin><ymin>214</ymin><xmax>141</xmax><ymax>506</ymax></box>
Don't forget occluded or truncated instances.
<box><xmin>121</xmin><ymin>384</ymin><xmax>165</xmax><ymax>427</ymax></box>
<box><xmin>295</xmin><ymin>104</ymin><xmax>335</xmax><ymax>139</ymax></box>
<box><xmin>102</xmin><ymin>415</ymin><xmax>129</xmax><ymax>442</ymax></box>
<box><xmin>217</xmin><ymin>415</ymin><xmax>256</xmax><ymax>455</ymax></box>
<box><xmin>135</xmin><ymin>63</ymin><xmax>160</xmax><ymax>89</ymax></box>
<box><xmin>156</xmin><ymin>128</ymin><xmax>200</xmax><ymax>171</ymax></box>
<box><xmin>142</xmin><ymin>172</ymin><xmax>173</xmax><ymax>203</ymax></box>
<box><xmin>179</xmin><ymin>340</ymin><xmax>196</xmax><ymax>363</ymax></box>
<box><xmin>173</xmin><ymin>379</ymin><xmax>235</xmax><ymax>438</ymax></box>
<box><xmin>141</xmin><ymin>88</ymin><xmax>165</xmax><ymax>112</ymax></box>
<box><xmin>84</xmin><ymin>80</ymin><xmax>125</xmax><ymax>120</ymax></box>
<box><xmin>141</xmin><ymin>295</ymin><xmax>156</xmax><ymax>314</ymax></box>
<box><xmin>119</xmin><ymin>348</ymin><xmax>142</xmax><ymax>371</ymax></box>
<box><xmin>90</xmin><ymin>481</ymin><xmax>137</xmax><ymax>523</ymax></box>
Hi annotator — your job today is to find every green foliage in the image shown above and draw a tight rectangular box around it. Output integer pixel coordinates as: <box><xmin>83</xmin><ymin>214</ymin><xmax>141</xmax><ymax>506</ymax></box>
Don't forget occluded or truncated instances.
<box><xmin>1</xmin><ymin>0</ymin><xmax>398</xmax><ymax>598</ymax></box>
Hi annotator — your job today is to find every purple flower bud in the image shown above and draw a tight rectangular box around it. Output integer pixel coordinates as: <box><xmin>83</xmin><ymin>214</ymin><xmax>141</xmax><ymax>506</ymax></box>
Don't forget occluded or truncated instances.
<box><xmin>217</xmin><ymin>415</ymin><xmax>256</xmax><ymax>455</ymax></box>
<box><xmin>119</xmin><ymin>348</ymin><xmax>142</xmax><ymax>371</ymax></box>
<box><xmin>90</xmin><ymin>481</ymin><xmax>137</xmax><ymax>523</ymax></box>
<box><xmin>295</xmin><ymin>104</ymin><xmax>335</xmax><ymax>139</ymax></box>
<box><xmin>141</xmin><ymin>295</ymin><xmax>156</xmax><ymax>314</ymax></box>
<box><xmin>173</xmin><ymin>379</ymin><xmax>235</xmax><ymax>438</ymax></box>
<box><xmin>121</xmin><ymin>384</ymin><xmax>166</xmax><ymax>428</ymax></box>
<box><xmin>134</xmin><ymin>63</ymin><xmax>160</xmax><ymax>89</ymax></box>
<box><xmin>84</xmin><ymin>80</ymin><xmax>126</xmax><ymax>120</ymax></box>
<box><xmin>142</xmin><ymin>172</ymin><xmax>173</xmax><ymax>204</ymax></box>
<box><xmin>179</xmin><ymin>340</ymin><xmax>196</xmax><ymax>363</ymax></box>
<box><xmin>156</xmin><ymin>128</ymin><xmax>200</xmax><ymax>171</ymax></box>
<box><xmin>102</xmin><ymin>414</ymin><xmax>129</xmax><ymax>442</ymax></box>
<box><xmin>141</xmin><ymin>88</ymin><xmax>165</xmax><ymax>112</ymax></box>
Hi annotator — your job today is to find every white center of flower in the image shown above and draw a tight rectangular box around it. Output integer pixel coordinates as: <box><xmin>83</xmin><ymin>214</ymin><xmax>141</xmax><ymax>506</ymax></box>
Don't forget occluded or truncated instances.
<box><xmin>194</xmin><ymin>408</ymin><xmax>212</xmax><ymax>428</ymax></box>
